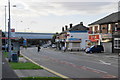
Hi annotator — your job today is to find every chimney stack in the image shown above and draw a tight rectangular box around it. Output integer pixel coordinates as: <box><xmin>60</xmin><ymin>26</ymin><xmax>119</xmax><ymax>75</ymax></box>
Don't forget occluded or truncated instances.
<box><xmin>70</xmin><ymin>23</ymin><xmax>73</xmax><ymax>28</ymax></box>
<box><xmin>65</xmin><ymin>25</ymin><xmax>68</xmax><ymax>30</ymax></box>
<box><xmin>62</xmin><ymin>27</ymin><xmax>64</xmax><ymax>32</ymax></box>
<box><xmin>80</xmin><ymin>22</ymin><xmax>83</xmax><ymax>26</ymax></box>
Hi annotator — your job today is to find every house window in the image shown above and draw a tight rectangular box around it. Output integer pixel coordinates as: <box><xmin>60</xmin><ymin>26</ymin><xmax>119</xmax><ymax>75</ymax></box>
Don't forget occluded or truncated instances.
<box><xmin>102</xmin><ymin>27</ymin><xmax>107</xmax><ymax>29</ymax></box>
<box><xmin>114</xmin><ymin>38</ymin><xmax>120</xmax><ymax>49</ymax></box>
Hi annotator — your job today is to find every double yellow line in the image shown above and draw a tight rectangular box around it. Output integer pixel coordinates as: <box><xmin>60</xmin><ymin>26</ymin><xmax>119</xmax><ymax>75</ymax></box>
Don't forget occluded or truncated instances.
<box><xmin>21</xmin><ymin>53</ymin><xmax>74</xmax><ymax>80</ymax></box>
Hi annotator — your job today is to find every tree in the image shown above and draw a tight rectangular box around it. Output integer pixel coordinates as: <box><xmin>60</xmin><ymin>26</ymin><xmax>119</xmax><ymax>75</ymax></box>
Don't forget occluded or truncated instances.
<box><xmin>19</xmin><ymin>37</ymin><xmax>24</xmax><ymax>46</ymax></box>
<box><xmin>51</xmin><ymin>32</ymin><xmax>59</xmax><ymax>44</ymax></box>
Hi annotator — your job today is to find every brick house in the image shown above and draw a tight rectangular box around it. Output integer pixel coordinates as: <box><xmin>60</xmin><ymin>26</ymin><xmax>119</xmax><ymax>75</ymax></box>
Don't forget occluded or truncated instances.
<box><xmin>88</xmin><ymin>11</ymin><xmax>120</xmax><ymax>53</ymax></box>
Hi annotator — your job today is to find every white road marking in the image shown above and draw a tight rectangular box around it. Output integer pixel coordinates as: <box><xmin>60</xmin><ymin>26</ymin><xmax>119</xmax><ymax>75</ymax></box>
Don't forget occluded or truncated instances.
<box><xmin>99</xmin><ymin>60</ymin><xmax>111</xmax><ymax>65</ymax></box>
<box><xmin>85</xmin><ymin>66</ymin><xmax>108</xmax><ymax>73</ymax></box>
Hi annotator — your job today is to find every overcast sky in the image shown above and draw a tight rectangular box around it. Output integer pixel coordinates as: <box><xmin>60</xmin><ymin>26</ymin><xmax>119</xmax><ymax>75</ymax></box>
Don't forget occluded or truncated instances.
<box><xmin>0</xmin><ymin>0</ymin><xmax>118</xmax><ymax>33</ymax></box>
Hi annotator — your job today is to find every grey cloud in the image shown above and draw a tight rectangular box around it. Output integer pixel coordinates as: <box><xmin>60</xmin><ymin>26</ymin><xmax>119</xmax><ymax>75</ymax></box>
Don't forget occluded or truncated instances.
<box><xmin>14</xmin><ymin>3</ymin><xmax>26</xmax><ymax>9</ymax></box>
<box><xmin>28</xmin><ymin>2</ymin><xmax>55</xmax><ymax>10</ymax></box>
<box><xmin>55</xmin><ymin>2</ymin><xmax>114</xmax><ymax>13</ymax></box>
<box><xmin>10</xmin><ymin>1</ymin><xmax>117</xmax><ymax>16</ymax></box>
<box><xmin>27</xmin><ymin>2</ymin><xmax>117</xmax><ymax>16</ymax></box>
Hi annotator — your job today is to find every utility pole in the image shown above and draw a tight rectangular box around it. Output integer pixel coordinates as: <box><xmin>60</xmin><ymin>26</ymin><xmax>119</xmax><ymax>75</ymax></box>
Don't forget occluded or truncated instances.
<box><xmin>8</xmin><ymin>0</ymin><xmax>12</xmax><ymax>62</ymax></box>
<box><xmin>5</xmin><ymin>5</ymin><xmax>7</xmax><ymax>52</ymax></box>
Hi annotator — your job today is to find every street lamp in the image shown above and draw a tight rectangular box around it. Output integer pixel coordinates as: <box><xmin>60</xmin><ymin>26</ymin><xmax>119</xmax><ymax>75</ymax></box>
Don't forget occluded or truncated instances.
<box><xmin>8</xmin><ymin>0</ymin><xmax>12</xmax><ymax>62</ymax></box>
<box><xmin>4</xmin><ymin>5</ymin><xmax>7</xmax><ymax>52</ymax></box>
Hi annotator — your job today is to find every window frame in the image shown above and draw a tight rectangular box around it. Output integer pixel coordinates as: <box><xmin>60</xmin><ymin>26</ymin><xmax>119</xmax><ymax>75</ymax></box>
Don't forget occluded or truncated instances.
<box><xmin>114</xmin><ymin>38</ymin><xmax>120</xmax><ymax>49</ymax></box>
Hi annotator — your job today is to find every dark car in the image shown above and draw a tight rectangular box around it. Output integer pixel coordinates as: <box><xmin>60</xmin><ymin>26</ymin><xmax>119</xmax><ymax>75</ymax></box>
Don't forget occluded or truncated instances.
<box><xmin>2</xmin><ymin>44</ymin><xmax>13</xmax><ymax>51</ymax></box>
<box><xmin>85</xmin><ymin>45</ymin><xmax>104</xmax><ymax>53</ymax></box>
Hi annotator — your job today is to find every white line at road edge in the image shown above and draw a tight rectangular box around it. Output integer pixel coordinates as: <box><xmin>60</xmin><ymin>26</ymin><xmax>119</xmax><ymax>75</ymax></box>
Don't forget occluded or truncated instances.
<box><xmin>21</xmin><ymin>53</ymin><xmax>74</xmax><ymax>80</ymax></box>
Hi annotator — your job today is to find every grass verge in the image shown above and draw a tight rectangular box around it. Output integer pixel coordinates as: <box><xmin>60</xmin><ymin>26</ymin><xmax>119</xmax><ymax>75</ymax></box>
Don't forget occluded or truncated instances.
<box><xmin>3</xmin><ymin>52</ymin><xmax>8</xmax><ymax>58</ymax></box>
<box><xmin>21</xmin><ymin>77</ymin><xmax>65</xmax><ymax>80</ymax></box>
<box><xmin>9</xmin><ymin>62</ymin><xmax>43</xmax><ymax>69</ymax></box>
<box><xmin>19</xmin><ymin>55</ymin><xmax>23</xmax><ymax>57</ymax></box>
<box><xmin>3</xmin><ymin>51</ymin><xmax>23</xmax><ymax>57</ymax></box>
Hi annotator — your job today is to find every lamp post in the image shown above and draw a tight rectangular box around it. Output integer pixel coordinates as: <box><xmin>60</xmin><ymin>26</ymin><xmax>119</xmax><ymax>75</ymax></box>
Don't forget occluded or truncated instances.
<box><xmin>8</xmin><ymin>0</ymin><xmax>12</xmax><ymax>62</ymax></box>
<box><xmin>5</xmin><ymin>5</ymin><xmax>7</xmax><ymax>52</ymax></box>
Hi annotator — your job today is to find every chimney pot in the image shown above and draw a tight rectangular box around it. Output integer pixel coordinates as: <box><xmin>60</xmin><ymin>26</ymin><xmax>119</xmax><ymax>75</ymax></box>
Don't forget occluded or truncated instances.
<box><xmin>70</xmin><ymin>23</ymin><xmax>73</xmax><ymax>28</ymax></box>
<box><xmin>62</xmin><ymin>27</ymin><xmax>64</xmax><ymax>31</ymax></box>
<box><xmin>80</xmin><ymin>22</ymin><xmax>83</xmax><ymax>26</ymax></box>
<box><xmin>65</xmin><ymin>25</ymin><xmax>68</xmax><ymax>30</ymax></box>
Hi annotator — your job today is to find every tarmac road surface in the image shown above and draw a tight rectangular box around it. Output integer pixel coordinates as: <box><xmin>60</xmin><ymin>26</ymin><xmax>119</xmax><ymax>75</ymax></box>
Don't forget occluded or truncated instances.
<box><xmin>21</xmin><ymin>47</ymin><xmax>118</xmax><ymax>80</ymax></box>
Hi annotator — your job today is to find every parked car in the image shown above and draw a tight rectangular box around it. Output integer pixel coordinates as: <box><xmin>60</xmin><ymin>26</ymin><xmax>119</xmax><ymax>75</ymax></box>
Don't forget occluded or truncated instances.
<box><xmin>85</xmin><ymin>45</ymin><xmax>104</xmax><ymax>53</ymax></box>
<box><xmin>2</xmin><ymin>45</ymin><xmax>6</xmax><ymax>50</ymax></box>
<box><xmin>52</xmin><ymin>44</ymin><xmax>56</xmax><ymax>48</ymax></box>
<box><xmin>42</xmin><ymin>44</ymin><xmax>51</xmax><ymax>48</ymax></box>
<box><xmin>2</xmin><ymin>44</ymin><xmax>13</xmax><ymax>51</ymax></box>
<box><xmin>43</xmin><ymin>44</ymin><xmax>48</xmax><ymax>48</ymax></box>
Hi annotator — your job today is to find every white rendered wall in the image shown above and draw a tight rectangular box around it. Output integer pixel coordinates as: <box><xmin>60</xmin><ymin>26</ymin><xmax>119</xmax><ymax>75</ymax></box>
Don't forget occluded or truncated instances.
<box><xmin>67</xmin><ymin>32</ymin><xmax>88</xmax><ymax>49</ymax></box>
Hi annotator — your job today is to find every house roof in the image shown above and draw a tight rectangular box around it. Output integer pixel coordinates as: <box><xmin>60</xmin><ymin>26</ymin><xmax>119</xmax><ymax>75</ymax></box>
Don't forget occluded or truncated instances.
<box><xmin>69</xmin><ymin>24</ymin><xmax>88</xmax><ymax>31</ymax></box>
<box><xmin>60</xmin><ymin>22</ymin><xmax>88</xmax><ymax>34</ymax></box>
<box><xmin>89</xmin><ymin>11</ymin><xmax>120</xmax><ymax>26</ymax></box>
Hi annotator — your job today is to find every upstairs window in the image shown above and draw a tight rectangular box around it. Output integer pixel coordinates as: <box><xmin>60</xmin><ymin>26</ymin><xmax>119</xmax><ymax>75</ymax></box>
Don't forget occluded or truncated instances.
<box><xmin>102</xmin><ymin>27</ymin><xmax>107</xmax><ymax>30</ymax></box>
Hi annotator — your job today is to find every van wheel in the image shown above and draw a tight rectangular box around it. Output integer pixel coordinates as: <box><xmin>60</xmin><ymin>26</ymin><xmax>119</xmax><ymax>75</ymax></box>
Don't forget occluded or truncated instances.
<box><xmin>71</xmin><ymin>49</ymin><xmax>72</xmax><ymax>52</ymax></box>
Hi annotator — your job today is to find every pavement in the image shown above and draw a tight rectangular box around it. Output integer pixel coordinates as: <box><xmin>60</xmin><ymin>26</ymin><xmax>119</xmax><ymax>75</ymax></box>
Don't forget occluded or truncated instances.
<box><xmin>14</xmin><ymin>70</ymin><xmax>57</xmax><ymax>78</ymax></box>
<box><xmin>0</xmin><ymin>51</ymin><xmax>2</xmax><ymax>80</ymax></box>
<box><xmin>2</xmin><ymin>55</ymin><xmax>20</xmax><ymax>80</ymax></box>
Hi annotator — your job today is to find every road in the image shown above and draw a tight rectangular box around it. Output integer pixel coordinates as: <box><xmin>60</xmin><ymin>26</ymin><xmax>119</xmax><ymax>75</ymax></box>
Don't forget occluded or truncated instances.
<box><xmin>21</xmin><ymin>47</ymin><xmax>118</xmax><ymax>79</ymax></box>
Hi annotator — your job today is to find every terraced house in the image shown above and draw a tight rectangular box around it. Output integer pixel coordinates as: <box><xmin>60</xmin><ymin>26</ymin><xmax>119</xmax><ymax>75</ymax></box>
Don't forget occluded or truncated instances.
<box><xmin>88</xmin><ymin>11</ymin><xmax>120</xmax><ymax>53</ymax></box>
